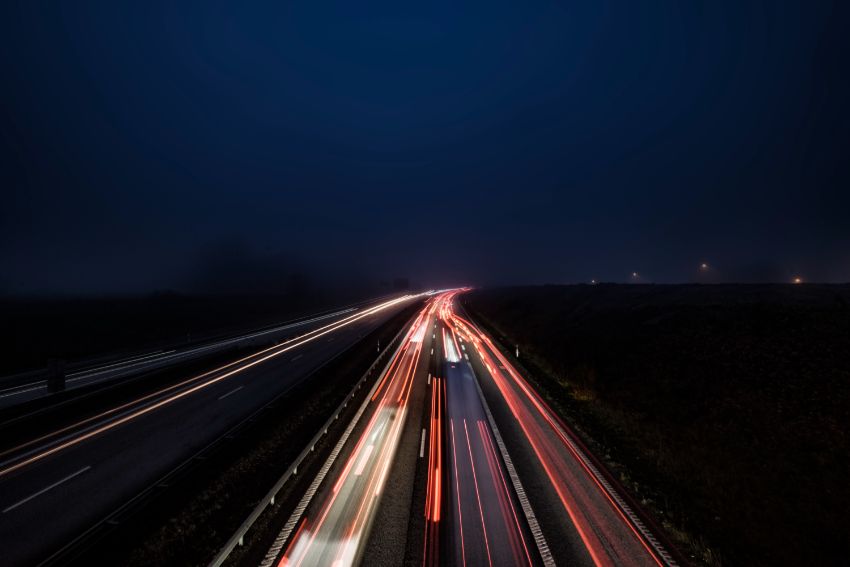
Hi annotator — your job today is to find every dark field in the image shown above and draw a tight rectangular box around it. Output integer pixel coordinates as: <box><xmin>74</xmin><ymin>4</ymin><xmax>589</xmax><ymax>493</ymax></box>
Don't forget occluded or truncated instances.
<box><xmin>465</xmin><ymin>284</ymin><xmax>850</xmax><ymax>566</ymax></box>
<box><xmin>0</xmin><ymin>291</ymin><xmax>380</xmax><ymax>376</ymax></box>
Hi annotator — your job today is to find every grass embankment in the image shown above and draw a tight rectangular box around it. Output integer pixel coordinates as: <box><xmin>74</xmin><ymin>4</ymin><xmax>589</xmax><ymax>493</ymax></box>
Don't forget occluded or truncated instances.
<box><xmin>466</xmin><ymin>284</ymin><xmax>850</xmax><ymax>566</ymax></box>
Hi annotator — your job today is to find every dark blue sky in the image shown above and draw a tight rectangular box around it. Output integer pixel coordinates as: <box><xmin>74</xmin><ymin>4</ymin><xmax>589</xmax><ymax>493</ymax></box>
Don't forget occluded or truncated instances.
<box><xmin>2</xmin><ymin>1</ymin><xmax>848</xmax><ymax>293</ymax></box>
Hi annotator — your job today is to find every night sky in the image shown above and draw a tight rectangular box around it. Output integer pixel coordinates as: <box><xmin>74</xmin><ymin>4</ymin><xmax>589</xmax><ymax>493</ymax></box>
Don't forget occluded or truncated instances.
<box><xmin>2</xmin><ymin>1</ymin><xmax>849</xmax><ymax>294</ymax></box>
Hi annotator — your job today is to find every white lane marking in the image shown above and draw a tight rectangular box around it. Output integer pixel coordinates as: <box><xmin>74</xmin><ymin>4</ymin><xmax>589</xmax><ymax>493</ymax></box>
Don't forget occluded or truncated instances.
<box><xmin>420</xmin><ymin>429</ymin><xmax>427</xmax><ymax>458</ymax></box>
<box><xmin>431</xmin><ymin>348</ymin><xmax>434</xmax><ymax>355</ymax></box>
<box><xmin>291</xmin><ymin>354</ymin><xmax>303</xmax><ymax>362</ymax></box>
<box><xmin>3</xmin><ymin>466</ymin><xmax>92</xmax><ymax>513</ymax></box>
<box><xmin>354</xmin><ymin>445</ymin><xmax>374</xmax><ymax>476</ymax></box>
<box><xmin>0</xmin><ymin>384</ymin><xmax>47</xmax><ymax>399</ymax></box>
<box><xmin>427</xmin><ymin>373</ymin><xmax>431</xmax><ymax>385</ymax></box>
<box><xmin>218</xmin><ymin>385</ymin><xmax>244</xmax><ymax>400</ymax></box>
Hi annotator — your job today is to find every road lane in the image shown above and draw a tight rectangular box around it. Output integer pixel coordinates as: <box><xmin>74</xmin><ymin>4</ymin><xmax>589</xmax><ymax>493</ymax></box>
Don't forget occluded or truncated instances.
<box><xmin>276</xmin><ymin>299</ymin><xmax>436</xmax><ymax>567</ymax></box>
<box><xmin>0</xmin><ymin>297</ymin><xmax>413</xmax><ymax>478</ymax></box>
<box><xmin>430</xmin><ymin>294</ymin><xmax>536</xmax><ymax>567</ymax></box>
<box><xmin>0</xmin><ymin>306</ymin><xmax>363</xmax><ymax>408</ymax></box>
<box><xmin>444</xmin><ymin>296</ymin><xmax>675</xmax><ymax>567</ymax></box>
<box><xmin>0</xmin><ymin>295</ymin><xmax>421</xmax><ymax>566</ymax></box>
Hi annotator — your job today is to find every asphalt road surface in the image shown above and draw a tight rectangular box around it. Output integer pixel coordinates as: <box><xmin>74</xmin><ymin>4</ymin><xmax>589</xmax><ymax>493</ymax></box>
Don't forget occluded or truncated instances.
<box><xmin>446</xmin><ymin>297</ymin><xmax>676</xmax><ymax>567</ymax></box>
<box><xmin>0</xmin><ymin>294</ymin><xmax>420</xmax><ymax>566</ymax></box>
<box><xmin>440</xmin><ymin>320</ymin><xmax>536</xmax><ymax>567</ymax></box>
<box><xmin>260</xmin><ymin>290</ymin><xmax>677</xmax><ymax>567</ymax></box>
<box><xmin>273</xmin><ymin>301</ymin><xmax>433</xmax><ymax>567</ymax></box>
<box><xmin>0</xmin><ymin>304</ymin><xmax>372</xmax><ymax>409</ymax></box>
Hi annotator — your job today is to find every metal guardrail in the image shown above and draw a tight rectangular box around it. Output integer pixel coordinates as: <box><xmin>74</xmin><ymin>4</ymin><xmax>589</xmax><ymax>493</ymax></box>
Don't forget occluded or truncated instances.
<box><xmin>207</xmin><ymin>320</ymin><xmax>411</xmax><ymax>567</ymax></box>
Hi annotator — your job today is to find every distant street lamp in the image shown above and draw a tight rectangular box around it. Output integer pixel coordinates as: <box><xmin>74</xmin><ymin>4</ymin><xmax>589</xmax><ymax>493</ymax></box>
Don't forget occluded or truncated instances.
<box><xmin>793</xmin><ymin>276</ymin><xmax>803</xmax><ymax>284</ymax></box>
<box><xmin>700</xmin><ymin>262</ymin><xmax>709</xmax><ymax>271</ymax></box>
<box><xmin>631</xmin><ymin>272</ymin><xmax>640</xmax><ymax>281</ymax></box>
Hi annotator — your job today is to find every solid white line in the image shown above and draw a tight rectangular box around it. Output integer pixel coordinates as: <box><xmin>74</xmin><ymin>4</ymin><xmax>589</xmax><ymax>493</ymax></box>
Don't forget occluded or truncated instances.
<box><xmin>420</xmin><ymin>429</ymin><xmax>427</xmax><ymax>458</ymax></box>
<box><xmin>0</xmin><ymin>384</ymin><xmax>46</xmax><ymax>399</ymax></box>
<box><xmin>3</xmin><ymin>466</ymin><xmax>92</xmax><ymax>513</ymax></box>
<box><xmin>218</xmin><ymin>385</ymin><xmax>244</xmax><ymax>401</ymax></box>
<box><xmin>67</xmin><ymin>350</ymin><xmax>171</xmax><ymax>378</ymax></box>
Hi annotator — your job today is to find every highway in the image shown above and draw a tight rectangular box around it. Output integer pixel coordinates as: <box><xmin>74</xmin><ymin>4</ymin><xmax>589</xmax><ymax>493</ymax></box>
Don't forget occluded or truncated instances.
<box><xmin>434</xmin><ymin>294</ymin><xmax>536</xmax><ymax>567</ymax></box>
<box><xmin>0</xmin><ymin>289</ymin><xmax>679</xmax><ymax>566</ymax></box>
<box><xmin>0</xmin><ymin>294</ymin><xmax>420</xmax><ymax>566</ymax></box>
<box><xmin>275</xmin><ymin>299</ymin><xmax>434</xmax><ymax>567</ymax></box>
<box><xmin>444</xmin><ymin>298</ymin><xmax>677</xmax><ymax>567</ymax></box>
<box><xmin>0</xmin><ymin>304</ymin><xmax>371</xmax><ymax>409</ymax></box>
<box><xmin>260</xmin><ymin>289</ymin><xmax>677</xmax><ymax>567</ymax></box>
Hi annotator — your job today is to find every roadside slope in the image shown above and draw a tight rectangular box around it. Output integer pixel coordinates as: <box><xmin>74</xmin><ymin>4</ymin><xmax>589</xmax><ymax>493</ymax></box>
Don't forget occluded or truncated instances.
<box><xmin>465</xmin><ymin>284</ymin><xmax>850</xmax><ymax>566</ymax></box>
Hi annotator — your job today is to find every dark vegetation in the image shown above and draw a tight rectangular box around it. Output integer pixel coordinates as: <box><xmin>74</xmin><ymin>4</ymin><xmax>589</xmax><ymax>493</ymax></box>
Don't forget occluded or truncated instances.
<box><xmin>75</xmin><ymin>303</ymin><xmax>419</xmax><ymax>567</ymax></box>
<box><xmin>466</xmin><ymin>284</ymin><xmax>850</xmax><ymax>566</ymax></box>
<box><xmin>0</xmin><ymin>290</ymin><xmax>380</xmax><ymax>375</ymax></box>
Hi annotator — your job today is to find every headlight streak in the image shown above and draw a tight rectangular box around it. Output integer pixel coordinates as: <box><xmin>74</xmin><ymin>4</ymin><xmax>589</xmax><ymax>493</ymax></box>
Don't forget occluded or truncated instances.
<box><xmin>280</xmin><ymin>304</ymin><xmax>432</xmax><ymax>567</ymax></box>
<box><xmin>442</xmin><ymin>328</ymin><xmax>460</xmax><ymax>363</ymax></box>
<box><xmin>0</xmin><ymin>295</ymin><xmax>418</xmax><ymax>479</ymax></box>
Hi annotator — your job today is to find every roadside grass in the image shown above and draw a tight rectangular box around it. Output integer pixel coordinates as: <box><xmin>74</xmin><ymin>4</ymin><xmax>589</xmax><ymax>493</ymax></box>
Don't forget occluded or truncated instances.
<box><xmin>466</xmin><ymin>284</ymin><xmax>850</xmax><ymax>567</ymax></box>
